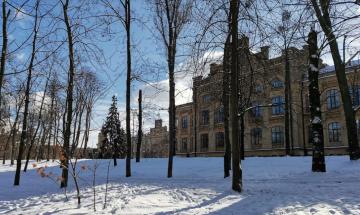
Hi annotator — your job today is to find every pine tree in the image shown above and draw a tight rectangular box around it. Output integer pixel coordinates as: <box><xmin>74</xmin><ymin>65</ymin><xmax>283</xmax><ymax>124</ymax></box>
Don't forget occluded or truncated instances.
<box><xmin>101</xmin><ymin>96</ymin><xmax>126</xmax><ymax>166</ymax></box>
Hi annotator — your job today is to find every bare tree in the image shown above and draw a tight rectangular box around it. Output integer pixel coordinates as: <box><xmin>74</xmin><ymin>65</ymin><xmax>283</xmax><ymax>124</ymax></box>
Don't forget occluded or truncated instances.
<box><xmin>307</xmin><ymin>29</ymin><xmax>326</xmax><ymax>172</ymax></box>
<box><xmin>229</xmin><ymin>0</ymin><xmax>242</xmax><ymax>192</ymax></box>
<box><xmin>14</xmin><ymin>0</ymin><xmax>40</xmax><ymax>186</ymax></box>
<box><xmin>136</xmin><ymin>89</ymin><xmax>142</xmax><ymax>162</ymax></box>
<box><xmin>152</xmin><ymin>0</ymin><xmax>192</xmax><ymax>178</ymax></box>
<box><xmin>101</xmin><ymin>0</ymin><xmax>132</xmax><ymax>177</ymax></box>
<box><xmin>24</xmin><ymin>77</ymin><xmax>49</xmax><ymax>172</ymax></box>
<box><xmin>310</xmin><ymin>0</ymin><xmax>360</xmax><ymax>160</ymax></box>
<box><xmin>0</xmin><ymin>0</ymin><xmax>10</xmax><ymax>117</ymax></box>
<box><xmin>60</xmin><ymin>0</ymin><xmax>76</xmax><ymax>188</ymax></box>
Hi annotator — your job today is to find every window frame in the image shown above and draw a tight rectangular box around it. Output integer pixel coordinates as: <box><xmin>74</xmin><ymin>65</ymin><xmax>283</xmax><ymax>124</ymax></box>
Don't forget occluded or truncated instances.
<box><xmin>181</xmin><ymin>115</ymin><xmax>188</xmax><ymax>129</ymax></box>
<box><xmin>200</xmin><ymin>133</ymin><xmax>209</xmax><ymax>150</ymax></box>
<box><xmin>215</xmin><ymin>132</ymin><xmax>225</xmax><ymax>150</ymax></box>
<box><xmin>328</xmin><ymin>122</ymin><xmax>341</xmax><ymax>143</ymax></box>
<box><xmin>214</xmin><ymin>106</ymin><xmax>225</xmax><ymax>124</ymax></box>
<box><xmin>201</xmin><ymin>110</ymin><xmax>210</xmax><ymax>125</ymax></box>
<box><xmin>271</xmin><ymin>79</ymin><xmax>284</xmax><ymax>89</ymax></box>
<box><xmin>251</xmin><ymin>128</ymin><xmax>262</xmax><ymax>145</ymax></box>
<box><xmin>271</xmin><ymin>126</ymin><xmax>284</xmax><ymax>146</ymax></box>
<box><xmin>326</xmin><ymin>89</ymin><xmax>340</xmax><ymax>110</ymax></box>
<box><xmin>181</xmin><ymin>138</ymin><xmax>187</xmax><ymax>152</ymax></box>
<box><xmin>272</xmin><ymin>96</ymin><xmax>285</xmax><ymax>115</ymax></box>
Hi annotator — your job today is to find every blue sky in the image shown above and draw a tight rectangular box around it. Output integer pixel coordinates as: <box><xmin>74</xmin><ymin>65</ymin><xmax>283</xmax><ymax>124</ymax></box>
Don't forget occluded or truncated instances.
<box><xmin>8</xmin><ymin>1</ymin><xmax>360</xmax><ymax>147</ymax></box>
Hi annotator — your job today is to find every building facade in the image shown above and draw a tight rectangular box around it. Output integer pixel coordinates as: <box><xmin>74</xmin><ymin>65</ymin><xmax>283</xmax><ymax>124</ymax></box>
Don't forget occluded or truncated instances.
<box><xmin>175</xmin><ymin>37</ymin><xmax>360</xmax><ymax>157</ymax></box>
<box><xmin>142</xmin><ymin>119</ymin><xmax>169</xmax><ymax>158</ymax></box>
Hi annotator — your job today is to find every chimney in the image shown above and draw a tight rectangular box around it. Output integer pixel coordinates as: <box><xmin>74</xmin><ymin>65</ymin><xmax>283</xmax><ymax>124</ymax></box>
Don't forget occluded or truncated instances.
<box><xmin>238</xmin><ymin>36</ymin><xmax>249</xmax><ymax>49</ymax></box>
<box><xmin>193</xmin><ymin>75</ymin><xmax>203</xmax><ymax>87</ymax></box>
<box><xmin>209</xmin><ymin>63</ymin><xmax>219</xmax><ymax>76</ymax></box>
<box><xmin>260</xmin><ymin>46</ymin><xmax>270</xmax><ymax>59</ymax></box>
<box><xmin>155</xmin><ymin>119</ymin><xmax>162</xmax><ymax>128</ymax></box>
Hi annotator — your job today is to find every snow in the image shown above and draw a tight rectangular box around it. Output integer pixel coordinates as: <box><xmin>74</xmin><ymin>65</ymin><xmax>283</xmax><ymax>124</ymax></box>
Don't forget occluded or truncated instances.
<box><xmin>312</xmin><ymin>116</ymin><xmax>322</xmax><ymax>124</ymax></box>
<box><xmin>0</xmin><ymin>157</ymin><xmax>359</xmax><ymax>214</ymax></box>
<box><xmin>309</xmin><ymin>64</ymin><xmax>319</xmax><ymax>72</ymax></box>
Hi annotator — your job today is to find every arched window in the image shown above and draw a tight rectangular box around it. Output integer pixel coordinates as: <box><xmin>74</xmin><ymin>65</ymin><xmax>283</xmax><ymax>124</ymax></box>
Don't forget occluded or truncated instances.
<box><xmin>271</xmin><ymin>79</ymin><xmax>284</xmax><ymax>89</ymax></box>
<box><xmin>326</xmin><ymin>89</ymin><xmax>340</xmax><ymax>110</ymax></box>
<box><xmin>328</xmin><ymin>122</ymin><xmax>341</xmax><ymax>143</ymax></box>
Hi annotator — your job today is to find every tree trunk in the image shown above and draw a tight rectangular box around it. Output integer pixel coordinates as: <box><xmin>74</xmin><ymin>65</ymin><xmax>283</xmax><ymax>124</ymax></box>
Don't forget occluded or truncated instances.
<box><xmin>6</xmin><ymin>100</ymin><xmax>22</xmax><ymax>165</ymax></box>
<box><xmin>24</xmin><ymin>79</ymin><xmax>48</xmax><ymax>172</ymax></box>
<box><xmin>284</xmin><ymin>49</ymin><xmax>291</xmax><ymax>155</ymax></box>
<box><xmin>0</xmin><ymin>0</ymin><xmax>9</xmax><ymax>118</ymax></box>
<box><xmin>47</xmin><ymin>94</ymin><xmax>55</xmax><ymax>161</ymax></box>
<box><xmin>223</xmin><ymin>36</ymin><xmax>231</xmax><ymax>178</ymax></box>
<box><xmin>240</xmin><ymin>115</ymin><xmax>245</xmax><ymax>160</ymax></box>
<box><xmin>125</xmin><ymin>0</ymin><xmax>132</xmax><ymax>177</ymax></box>
<box><xmin>82</xmin><ymin>105</ymin><xmax>92</xmax><ymax>155</ymax></box>
<box><xmin>300</xmin><ymin>79</ymin><xmax>308</xmax><ymax>156</ymax></box>
<box><xmin>311</xmin><ymin>0</ymin><xmax>360</xmax><ymax>160</ymax></box>
<box><xmin>229</xmin><ymin>0</ymin><xmax>242</xmax><ymax>192</ymax></box>
<box><xmin>308</xmin><ymin>29</ymin><xmax>326</xmax><ymax>172</ymax></box>
<box><xmin>61</xmin><ymin>0</ymin><xmax>76</xmax><ymax>188</ymax></box>
<box><xmin>14</xmin><ymin>1</ymin><xmax>39</xmax><ymax>185</ymax></box>
<box><xmin>136</xmin><ymin>90</ymin><xmax>142</xmax><ymax>162</ymax></box>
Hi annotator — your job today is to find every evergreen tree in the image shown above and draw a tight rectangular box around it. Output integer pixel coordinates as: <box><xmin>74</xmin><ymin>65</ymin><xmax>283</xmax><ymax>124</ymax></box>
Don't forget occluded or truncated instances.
<box><xmin>101</xmin><ymin>96</ymin><xmax>126</xmax><ymax>166</ymax></box>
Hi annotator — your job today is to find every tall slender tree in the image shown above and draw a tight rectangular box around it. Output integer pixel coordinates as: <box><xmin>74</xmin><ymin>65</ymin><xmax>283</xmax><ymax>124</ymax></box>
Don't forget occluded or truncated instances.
<box><xmin>0</xmin><ymin>0</ymin><xmax>9</xmax><ymax>119</ymax></box>
<box><xmin>152</xmin><ymin>0</ymin><xmax>192</xmax><ymax>178</ymax></box>
<box><xmin>307</xmin><ymin>29</ymin><xmax>326</xmax><ymax>172</ymax></box>
<box><xmin>14</xmin><ymin>0</ymin><xmax>40</xmax><ymax>186</ymax></box>
<box><xmin>136</xmin><ymin>90</ymin><xmax>142</xmax><ymax>162</ymax></box>
<box><xmin>61</xmin><ymin>0</ymin><xmax>76</xmax><ymax>188</ymax></box>
<box><xmin>310</xmin><ymin>0</ymin><xmax>360</xmax><ymax>160</ymax></box>
<box><xmin>229</xmin><ymin>0</ymin><xmax>241</xmax><ymax>192</ymax></box>
<box><xmin>223</xmin><ymin>35</ymin><xmax>231</xmax><ymax>178</ymax></box>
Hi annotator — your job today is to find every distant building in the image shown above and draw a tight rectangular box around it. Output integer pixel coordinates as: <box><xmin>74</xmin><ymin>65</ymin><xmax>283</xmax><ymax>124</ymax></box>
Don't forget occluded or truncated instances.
<box><xmin>175</xmin><ymin>37</ymin><xmax>360</xmax><ymax>157</ymax></box>
<box><xmin>142</xmin><ymin>119</ymin><xmax>169</xmax><ymax>158</ymax></box>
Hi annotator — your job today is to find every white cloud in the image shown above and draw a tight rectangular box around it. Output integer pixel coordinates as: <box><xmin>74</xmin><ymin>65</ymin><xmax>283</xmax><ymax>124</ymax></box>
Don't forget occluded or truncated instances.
<box><xmin>137</xmin><ymin>51</ymin><xmax>224</xmax><ymax>131</ymax></box>
<box><xmin>16</xmin><ymin>53</ymin><xmax>25</xmax><ymax>62</ymax></box>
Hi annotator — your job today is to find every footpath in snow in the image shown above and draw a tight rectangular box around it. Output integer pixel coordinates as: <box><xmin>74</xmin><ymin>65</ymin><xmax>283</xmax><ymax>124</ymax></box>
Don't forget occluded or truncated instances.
<box><xmin>0</xmin><ymin>156</ymin><xmax>359</xmax><ymax>214</ymax></box>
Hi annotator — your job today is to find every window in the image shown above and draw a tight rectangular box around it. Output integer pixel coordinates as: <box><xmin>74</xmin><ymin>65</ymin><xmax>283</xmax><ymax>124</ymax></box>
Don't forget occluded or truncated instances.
<box><xmin>255</xmin><ymin>84</ymin><xmax>263</xmax><ymax>93</ymax></box>
<box><xmin>328</xmin><ymin>122</ymin><xmax>341</xmax><ymax>143</ymax></box>
<box><xmin>214</xmin><ymin>106</ymin><xmax>224</xmax><ymax>124</ymax></box>
<box><xmin>215</xmin><ymin>132</ymin><xmax>224</xmax><ymax>149</ymax></box>
<box><xmin>181</xmin><ymin>138</ymin><xmax>187</xmax><ymax>152</ymax></box>
<box><xmin>251</xmin><ymin>101</ymin><xmax>262</xmax><ymax>118</ymax></box>
<box><xmin>181</xmin><ymin>116</ymin><xmax>188</xmax><ymax>129</ymax></box>
<box><xmin>307</xmin><ymin>125</ymin><xmax>313</xmax><ymax>146</ymax></box>
<box><xmin>271</xmin><ymin>79</ymin><xmax>284</xmax><ymax>89</ymax></box>
<box><xmin>203</xmin><ymin>94</ymin><xmax>211</xmax><ymax>103</ymax></box>
<box><xmin>200</xmin><ymin>134</ymin><xmax>209</xmax><ymax>150</ymax></box>
<box><xmin>271</xmin><ymin>126</ymin><xmax>284</xmax><ymax>146</ymax></box>
<box><xmin>326</xmin><ymin>89</ymin><xmax>340</xmax><ymax>110</ymax></box>
<box><xmin>201</xmin><ymin>110</ymin><xmax>210</xmax><ymax>125</ymax></box>
<box><xmin>251</xmin><ymin>128</ymin><xmax>262</xmax><ymax>145</ymax></box>
<box><xmin>305</xmin><ymin>94</ymin><xmax>310</xmax><ymax>112</ymax></box>
<box><xmin>350</xmin><ymin>85</ymin><xmax>360</xmax><ymax>107</ymax></box>
<box><xmin>272</xmin><ymin>96</ymin><xmax>284</xmax><ymax>115</ymax></box>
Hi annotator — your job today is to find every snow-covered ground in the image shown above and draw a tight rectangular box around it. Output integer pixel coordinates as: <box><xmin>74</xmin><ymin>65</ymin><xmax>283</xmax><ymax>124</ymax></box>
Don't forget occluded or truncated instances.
<box><xmin>0</xmin><ymin>156</ymin><xmax>359</xmax><ymax>214</ymax></box>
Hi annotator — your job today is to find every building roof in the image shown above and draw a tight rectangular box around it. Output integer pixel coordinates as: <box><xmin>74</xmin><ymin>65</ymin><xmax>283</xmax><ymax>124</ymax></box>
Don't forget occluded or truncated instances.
<box><xmin>320</xmin><ymin>59</ymin><xmax>360</xmax><ymax>74</ymax></box>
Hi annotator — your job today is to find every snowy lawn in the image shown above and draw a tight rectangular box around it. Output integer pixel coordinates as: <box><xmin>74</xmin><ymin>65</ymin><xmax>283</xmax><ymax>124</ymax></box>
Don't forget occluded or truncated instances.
<box><xmin>0</xmin><ymin>156</ymin><xmax>359</xmax><ymax>214</ymax></box>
